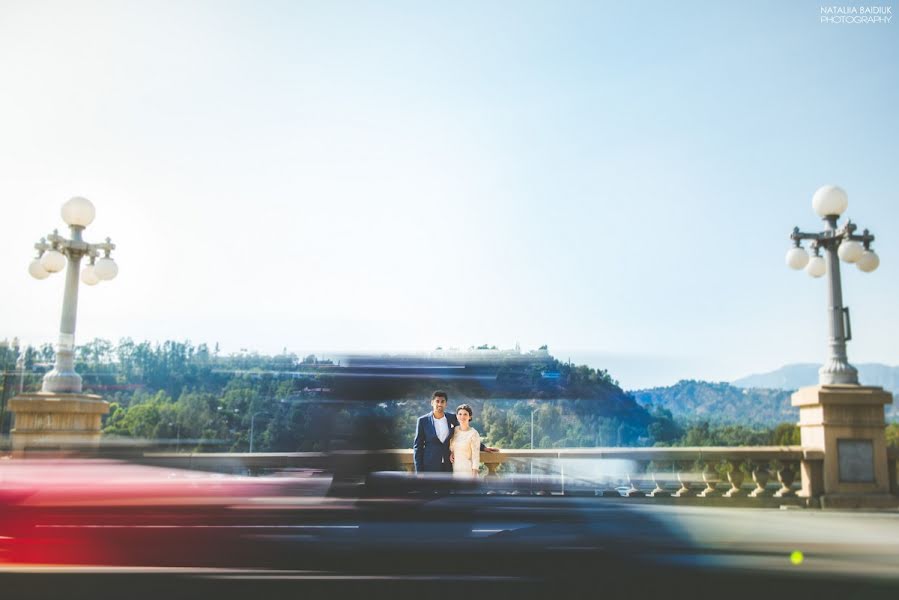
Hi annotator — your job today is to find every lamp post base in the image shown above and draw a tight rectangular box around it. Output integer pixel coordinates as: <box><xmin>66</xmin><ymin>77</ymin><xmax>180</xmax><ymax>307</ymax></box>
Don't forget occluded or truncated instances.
<box><xmin>818</xmin><ymin>359</ymin><xmax>859</xmax><ymax>385</ymax></box>
<box><xmin>41</xmin><ymin>345</ymin><xmax>83</xmax><ymax>394</ymax></box>
<box><xmin>40</xmin><ymin>369</ymin><xmax>84</xmax><ymax>394</ymax></box>
<box><xmin>8</xmin><ymin>392</ymin><xmax>109</xmax><ymax>453</ymax></box>
<box><xmin>792</xmin><ymin>384</ymin><xmax>896</xmax><ymax>507</ymax></box>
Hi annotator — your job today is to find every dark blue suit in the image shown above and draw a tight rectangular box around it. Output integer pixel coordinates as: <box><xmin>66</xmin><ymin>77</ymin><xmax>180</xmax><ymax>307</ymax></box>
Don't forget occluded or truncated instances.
<box><xmin>413</xmin><ymin>412</ymin><xmax>459</xmax><ymax>473</ymax></box>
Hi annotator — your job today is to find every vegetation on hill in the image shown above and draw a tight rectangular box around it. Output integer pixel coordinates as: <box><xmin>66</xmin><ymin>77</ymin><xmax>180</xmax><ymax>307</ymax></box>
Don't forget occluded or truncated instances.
<box><xmin>631</xmin><ymin>380</ymin><xmax>797</xmax><ymax>427</ymax></box>
<box><xmin>5</xmin><ymin>339</ymin><xmax>892</xmax><ymax>450</ymax></box>
<box><xmin>1</xmin><ymin>339</ymin><xmax>675</xmax><ymax>451</ymax></box>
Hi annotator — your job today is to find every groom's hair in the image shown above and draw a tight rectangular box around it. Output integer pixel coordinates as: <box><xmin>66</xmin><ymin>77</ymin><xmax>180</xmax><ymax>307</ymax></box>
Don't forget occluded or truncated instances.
<box><xmin>431</xmin><ymin>391</ymin><xmax>448</xmax><ymax>401</ymax></box>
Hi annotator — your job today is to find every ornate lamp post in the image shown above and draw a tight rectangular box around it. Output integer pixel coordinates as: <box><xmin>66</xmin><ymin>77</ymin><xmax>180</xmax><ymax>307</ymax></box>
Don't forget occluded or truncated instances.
<box><xmin>785</xmin><ymin>185</ymin><xmax>879</xmax><ymax>385</ymax></box>
<box><xmin>9</xmin><ymin>197</ymin><xmax>116</xmax><ymax>452</ymax></box>
<box><xmin>787</xmin><ymin>185</ymin><xmax>895</xmax><ymax>508</ymax></box>
<box><xmin>28</xmin><ymin>197</ymin><xmax>118</xmax><ymax>393</ymax></box>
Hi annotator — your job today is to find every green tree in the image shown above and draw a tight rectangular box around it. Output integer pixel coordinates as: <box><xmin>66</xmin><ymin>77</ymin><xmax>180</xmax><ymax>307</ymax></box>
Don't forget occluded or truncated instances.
<box><xmin>886</xmin><ymin>423</ymin><xmax>899</xmax><ymax>449</ymax></box>
<box><xmin>772</xmin><ymin>423</ymin><xmax>801</xmax><ymax>445</ymax></box>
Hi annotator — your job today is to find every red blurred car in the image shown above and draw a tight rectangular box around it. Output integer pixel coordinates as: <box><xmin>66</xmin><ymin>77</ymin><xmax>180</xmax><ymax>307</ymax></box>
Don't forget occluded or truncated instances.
<box><xmin>0</xmin><ymin>459</ymin><xmax>334</xmax><ymax>567</ymax></box>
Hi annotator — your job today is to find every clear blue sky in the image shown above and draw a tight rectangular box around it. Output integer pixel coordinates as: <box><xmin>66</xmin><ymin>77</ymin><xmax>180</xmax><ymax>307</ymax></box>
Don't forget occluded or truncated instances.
<box><xmin>1</xmin><ymin>0</ymin><xmax>897</xmax><ymax>389</ymax></box>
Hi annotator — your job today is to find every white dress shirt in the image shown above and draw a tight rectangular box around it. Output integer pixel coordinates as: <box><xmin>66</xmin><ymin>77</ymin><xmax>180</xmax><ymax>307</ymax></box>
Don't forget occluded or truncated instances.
<box><xmin>434</xmin><ymin>415</ymin><xmax>449</xmax><ymax>443</ymax></box>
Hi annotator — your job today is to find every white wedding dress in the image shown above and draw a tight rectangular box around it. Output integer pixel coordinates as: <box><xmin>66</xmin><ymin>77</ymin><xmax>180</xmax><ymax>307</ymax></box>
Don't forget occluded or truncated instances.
<box><xmin>450</xmin><ymin>427</ymin><xmax>481</xmax><ymax>478</ymax></box>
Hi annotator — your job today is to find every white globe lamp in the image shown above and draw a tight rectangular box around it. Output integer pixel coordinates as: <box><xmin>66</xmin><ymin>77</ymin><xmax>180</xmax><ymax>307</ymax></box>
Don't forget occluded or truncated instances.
<box><xmin>838</xmin><ymin>240</ymin><xmax>863</xmax><ymax>263</ymax></box>
<box><xmin>61</xmin><ymin>196</ymin><xmax>96</xmax><ymax>227</ymax></box>
<box><xmin>856</xmin><ymin>250</ymin><xmax>879</xmax><ymax>273</ymax></box>
<box><xmin>94</xmin><ymin>257</ymin><xmax>118</xmax><ymax>280</ymax></box>
<box><xmin>40</xmin><ymin>249</ymin><xmax>66</xmax><ymax>273</ymax></box>
<box><xmin>29</xmin><ymin>258</ymin><xmax>50</xmax><ymax>279</ymax></box>
<box><xmin>806</xmin><ymin>255</ymin><xmax>826</xmax><ymax>278</ymax></box>
<box><xmin>786</xmin><ymin>247</ymin><xmax>809</xmax><ymax>270</ymax></box>
<box><xmin>81</xmin><ymin>265</ymin><xmax>100</xmax><ymax>286</ymax></box>
<box><xmin>812</xmin><ymin>185</ymin><xmax>848</xmax><ymax>218</ymax></box>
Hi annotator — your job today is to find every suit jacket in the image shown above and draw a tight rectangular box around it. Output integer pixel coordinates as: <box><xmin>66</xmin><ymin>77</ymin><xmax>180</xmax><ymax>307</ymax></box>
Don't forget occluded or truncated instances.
<box><xmin>413</xmin><ymin>412</ymin><xmax>458</xmax><ymax>473</ymax></box>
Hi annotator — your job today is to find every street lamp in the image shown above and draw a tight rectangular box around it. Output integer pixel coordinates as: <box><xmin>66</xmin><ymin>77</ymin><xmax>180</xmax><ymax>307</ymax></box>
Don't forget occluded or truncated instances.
<box><xmin>529</xmin><ymin>407</ymin><xmax>537</xmax><ymax>482</ymax></box>
<box><xmin>530</xmin><ymin>408</ymin><xmax>536</xmax><ymax>450</ymax></box>
<box><xmin>786</xmin><ymin>185</ymin><xmax>879</xmax><ymax>385</ymax></box>
<box><xmin>168</xmin><ymin>421</ymin><xmax>182</xmax><ymax>452</ymax></box>
<box><xmin>28</xmin><ymin>197</ymin><xmax>117</xmax><ymax>394</ymax></box>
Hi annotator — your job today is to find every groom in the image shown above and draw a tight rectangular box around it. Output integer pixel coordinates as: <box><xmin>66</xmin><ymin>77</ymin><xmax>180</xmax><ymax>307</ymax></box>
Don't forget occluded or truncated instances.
<box><xmin>412</xmin><ymin>390</ymin><xmax>496</xmax><ymax>473</ymax></box>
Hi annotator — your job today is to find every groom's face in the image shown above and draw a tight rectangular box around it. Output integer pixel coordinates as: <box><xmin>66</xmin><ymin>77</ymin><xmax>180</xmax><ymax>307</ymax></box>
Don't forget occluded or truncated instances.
<box><xmin>431</xmin><ymin>396</ymin><xmax>447</xmax><ymax>417</ymax></box>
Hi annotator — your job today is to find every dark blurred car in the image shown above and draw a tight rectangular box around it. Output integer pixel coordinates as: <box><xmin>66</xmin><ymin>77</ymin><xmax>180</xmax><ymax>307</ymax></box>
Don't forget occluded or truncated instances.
<box><xmin>1</xmin><ymin>461</ymin><xmax>898</xmax><ymax>600</ymax></box>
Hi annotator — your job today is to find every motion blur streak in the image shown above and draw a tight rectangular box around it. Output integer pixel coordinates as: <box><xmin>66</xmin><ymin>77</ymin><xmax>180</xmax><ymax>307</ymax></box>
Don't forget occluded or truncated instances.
<box><xmin>1</xmin><ymin>460</ymin><xmax>899</xmax><ymax>600</ymax></box>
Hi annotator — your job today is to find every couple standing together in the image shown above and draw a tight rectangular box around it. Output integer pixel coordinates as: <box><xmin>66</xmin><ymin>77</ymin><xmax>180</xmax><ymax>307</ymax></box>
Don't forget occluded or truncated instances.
<box><xmin>412</xmin><ymin>391</ymin><xmax>497</xmax><ymax>478</ymax></box>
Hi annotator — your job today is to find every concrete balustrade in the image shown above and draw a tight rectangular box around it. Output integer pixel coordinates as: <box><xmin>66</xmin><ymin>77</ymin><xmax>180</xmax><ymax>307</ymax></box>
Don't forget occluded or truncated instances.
<box><xmin>139</xmin><ymin>445</ymin><xmax>879</xmax><ymax>507</ymax></box>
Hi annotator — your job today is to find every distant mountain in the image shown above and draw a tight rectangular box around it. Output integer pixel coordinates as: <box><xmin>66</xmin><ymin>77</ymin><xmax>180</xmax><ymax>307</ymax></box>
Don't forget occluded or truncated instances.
<box><xmin>631</xmin><ymin>365</ymin><xmax>899</xmax><ymax>428</ymax></box>
<box><xmin>631</xmin><ymin>381</ymin><xmax>797</xmax><ymax>427</ymax></box>
<box><xmin>732</xmin><ymin>363</ymin><xmax>899</xmax><ymax>392</ymax></box>
<box><xmin>730</xmin><ymin>363</ymin><xmax>818</xmax><ymax>390</ymax></box>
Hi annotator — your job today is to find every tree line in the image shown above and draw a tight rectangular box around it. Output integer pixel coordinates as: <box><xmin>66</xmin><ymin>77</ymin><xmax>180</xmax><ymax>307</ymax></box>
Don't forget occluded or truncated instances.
<box><xmin>6</xmin><ymin>337</ymin><xmax>888</xmax><ymax>451</ymax></box>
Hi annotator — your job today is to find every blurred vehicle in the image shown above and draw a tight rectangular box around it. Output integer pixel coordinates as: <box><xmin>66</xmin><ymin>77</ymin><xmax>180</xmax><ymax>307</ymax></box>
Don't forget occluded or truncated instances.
<box><xmin>1</xmin><ymin>461</ymin><xmax>899</xmax><ymax>600</ymax></box>
<box><xmin>0</xmin><ymin>459</ymin><xmax>332</xmax><ymax>567</ymax></box>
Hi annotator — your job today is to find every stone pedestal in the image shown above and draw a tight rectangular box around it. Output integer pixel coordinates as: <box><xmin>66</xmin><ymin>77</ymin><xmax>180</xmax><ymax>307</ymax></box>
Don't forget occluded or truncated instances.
<box><xmin>8</xmin><ymin>392</ymin><xmax>109</xmax><ymax>452</ymax></box>
<box><xmin>792</xmin><ymin>384</ymin><xmax>898</xmax><ymax>509</ymax></box>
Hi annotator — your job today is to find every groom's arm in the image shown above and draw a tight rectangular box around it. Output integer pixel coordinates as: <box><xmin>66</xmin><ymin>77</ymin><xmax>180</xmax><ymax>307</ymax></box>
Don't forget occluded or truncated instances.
<box><xmin>412</xmin><ymin>417</ymin><xmax>426</xmax><ymax>472</ymax></box>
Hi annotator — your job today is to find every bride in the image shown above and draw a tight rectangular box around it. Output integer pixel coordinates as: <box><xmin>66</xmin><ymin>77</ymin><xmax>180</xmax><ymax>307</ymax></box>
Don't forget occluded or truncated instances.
<box><xmin>449</xmin><ymin>404</ymin><xmax>481</xmax><ymax>479</ymax></box>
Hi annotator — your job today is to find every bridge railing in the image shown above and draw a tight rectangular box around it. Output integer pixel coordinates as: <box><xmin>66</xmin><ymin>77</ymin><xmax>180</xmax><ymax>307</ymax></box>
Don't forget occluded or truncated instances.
<box><xmin>398</xmin><ymin>446</ymin><xmax>825</xmax><ymax>501</ymax></box>
<box><xmin>140</xmin><ymin>446</ymin><xmax>897</xmax><ymax>505</ymax></box>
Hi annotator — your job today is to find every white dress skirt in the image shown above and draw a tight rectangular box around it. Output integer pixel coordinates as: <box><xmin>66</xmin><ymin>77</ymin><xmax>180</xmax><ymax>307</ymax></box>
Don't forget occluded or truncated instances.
<box><xmin>449</xmin><ymin>428</ymin><xmax>481</xmax><ymax>478</ymax></box>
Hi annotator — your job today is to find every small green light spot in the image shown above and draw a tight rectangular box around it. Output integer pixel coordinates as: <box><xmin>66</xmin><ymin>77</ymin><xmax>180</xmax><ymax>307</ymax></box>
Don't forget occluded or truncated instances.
<box><xmin>790</xmin><ymin>551</ymin><xmax>804</xmax><ymax>565</ymax></box>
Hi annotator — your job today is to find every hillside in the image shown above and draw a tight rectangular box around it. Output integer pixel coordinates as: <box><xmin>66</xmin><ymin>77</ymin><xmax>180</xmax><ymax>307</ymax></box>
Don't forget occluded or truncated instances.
<box><xmin>732</xmin><ymin>363</ymin><xmax>899</xmax><ymax>392</ymax></box>
<box><xmin>731</xmin><ymin>363</ymin><xmax>899</xmax><ymax>421</ymax></box>
<box><xmin>631</xmin><ymin>380</ymin><xmax>796</xmax><ymax>427</ymax></box>
<box><xmin>6</xmin><ymin>338</ymin><xmax>667</xmax><ymax>451</ymax></box>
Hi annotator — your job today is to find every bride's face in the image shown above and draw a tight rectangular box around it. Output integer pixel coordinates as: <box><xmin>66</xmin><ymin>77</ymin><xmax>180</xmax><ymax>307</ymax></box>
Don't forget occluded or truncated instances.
<box><xmin>456</xmin><ymin>409</ymin><xmax>471</xmax><ymax>426</ymax></box>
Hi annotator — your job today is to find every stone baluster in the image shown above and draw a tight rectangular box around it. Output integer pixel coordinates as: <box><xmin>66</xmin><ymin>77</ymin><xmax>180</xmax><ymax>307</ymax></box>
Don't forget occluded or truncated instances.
<box><xmin>650</xmin><ymin>461</ymin><xmax>672</xmax><ymax>497</ymax></box>
<box><xmin>626</xmin><ymin>466</ymin><xmax>646</xmax><ymax>497</ymax></box>
<box><xmin>698</xmin><ymin>461</ymin><xmax>720</xmax><ymax>497</ymax></box>
<box><xmin>599</xmin><ymin>472</ymin><xmax>620</xmax><ymax>497</ymax></box>
<box><xmin>673</xmin><ymin>461</ymin><xmax>695</xmax><ymax>497</ymax></box>
<box><xmin>774</xmin><ymin>461</ymin><xmax>797</xmax><ymax>497</ymax></box>
<box><xmin>749</xmin><ymin>461</ymin><xmax>771</xmax><ymax>497</ymax></box>
<box><xmin>724</xmin><ymin>460</ymin><xmax>746</xmax><ymax>498</ymax></box>
<box><xmin>596</xmin><ymin>474</ymin><xmax>621</xmax><ymax>498</ymax></box>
